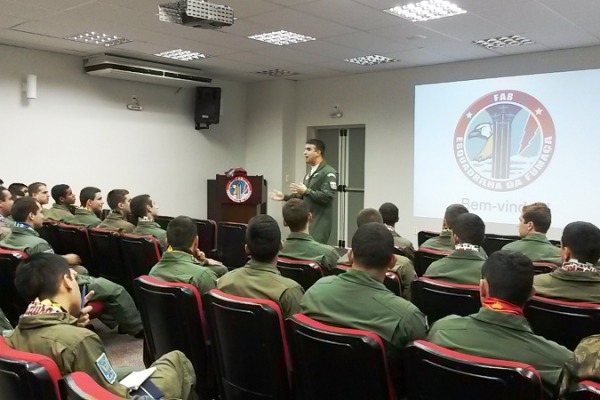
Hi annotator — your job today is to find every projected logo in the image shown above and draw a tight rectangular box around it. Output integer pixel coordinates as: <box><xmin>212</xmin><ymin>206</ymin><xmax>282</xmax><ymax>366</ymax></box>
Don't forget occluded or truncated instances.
<box><xmin>226</xmin><ymin>177</ymin><xmax>253</xmax><ymax>203</ymax></box>
<box><xmin>454</xmin><ymin>90</ymin><xmax>555</xmax><ymax>192</ymax></box>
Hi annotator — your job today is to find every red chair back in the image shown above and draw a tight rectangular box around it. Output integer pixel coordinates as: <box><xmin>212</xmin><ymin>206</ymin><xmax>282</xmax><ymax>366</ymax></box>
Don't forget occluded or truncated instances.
<box><xmin>411</xmin><ymin>277</ymin><xmax>481</xmax><ymax>324</ymax></box>
<box><xmin>566</xmin><ymin>380</ymin><xmax>600</xmax><ymax>399</ymax></box>
<box><xmin>481</xmin><ymin>233</ymin><xmax>520</xmax><ymax>256</ymax></box>
<box><xmin>413</xmin><ymin>249</ymin><xmax>448</xmax><ymax>276</ymax></box>
<box><xmin>0</xmin><ymin>248</ymin><xmax>29</xmax><ymax>325</ymax></box>
<box><xmin>37</xmin><ymin>221</ymin><xmax>63</xmax><ymax>255</ymax></box>
<box><xmin>88</xmin><ymin>228</ymin><xmax>132</xmax><ymax>294</ymax></box>
<box><xmin>417</xmin><ymin>230</ymin><xmax>440</xmax><ymax>247</ymax></box>
<box><xmin>194</xmin><ymin>219</ymin><xmax>218</xmax><ymax>258</ymax></box>
<box><xmin>55</xmin><ymin>223</ymin><xmax>96</xmax><ymax>275</ymax></box>
<box><xmin>119</xmin><ymin>233</ymin><xmax>161</xmax><ymax>279</ymax></box>
<box><xmin>532</xmin><ymin>262</ymin><xmax>558</xmax><ymax>275</ymax></box>
<box><xmin>277</xmin><ymin>257</ymin><xmax>324</xmax><ymax>291</ymax></box>
<box><xmin>216</xmin><ymin>222</ymin><xmax>248</xmax><ymax>268</ymax></box>
<box><xmin>59</xmin><ymin>371</ymin><xmax>124</xmax><ymax>399</ymax></box>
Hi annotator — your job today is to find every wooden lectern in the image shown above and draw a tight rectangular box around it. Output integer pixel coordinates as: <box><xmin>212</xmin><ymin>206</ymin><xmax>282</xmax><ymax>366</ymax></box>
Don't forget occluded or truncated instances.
<box><xmin>209</xmin><ymin>175</ymin><xmax>267</xmax><ymax>223</ymax></box>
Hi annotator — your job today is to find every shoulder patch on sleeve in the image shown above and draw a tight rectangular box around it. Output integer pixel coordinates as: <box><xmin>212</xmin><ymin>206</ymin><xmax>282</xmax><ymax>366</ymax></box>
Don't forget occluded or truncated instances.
<box><xmin>95</xmin><ymin>352</ymin><xmax>117</xmax><ymax>384</ymax></box>
<box><xmin>327</xmin><ymin>173</ymin><xmax>336</xmax><ymax>178</ymax></box>
<box><xmin>329</xmin><ymin>181</ymin><xmax>337</xmax><ymax>190</ymax></box>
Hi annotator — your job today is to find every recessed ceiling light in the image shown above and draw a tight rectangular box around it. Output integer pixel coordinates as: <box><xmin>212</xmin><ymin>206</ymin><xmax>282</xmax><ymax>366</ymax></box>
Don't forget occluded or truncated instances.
<box><xmin>248</xmin><ymin>30</ymin><xmax>316</xmax><ymax>45</ymax></box>
<box><xmin>65</xmin><ymin>32</ymin><xmax>131</xmax><ymax>47</ymax></box>
<box><xmin>154</xmin><ymin>49</ymin><xmax>210</xmax><ymax>61</ymax></box>
<box><xmin>255</xmin><ymin>69</ymin><xmax>299</xmax><ymax>77</ymax></box>
<box><xmin>384</xmin><ymin>0</ymin><xmax>466</xmax><ymax>22</ymax></box>
<box><xmin>344</xmin><ymin>55</ymin><xmax>399</xmax><ymax>66</ymax></box>
<box><xmin>473</xmin><ymin>35</ymin><xmax>535</xmax><ymax>49</ymax></box>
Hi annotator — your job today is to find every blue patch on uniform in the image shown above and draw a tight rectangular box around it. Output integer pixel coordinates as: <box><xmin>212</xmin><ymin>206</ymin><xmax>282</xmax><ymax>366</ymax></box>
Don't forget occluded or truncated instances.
<box><xmin>96</xmin><ymin>353</ymin><xmax>117</xmax><ymax>384</ymax></box>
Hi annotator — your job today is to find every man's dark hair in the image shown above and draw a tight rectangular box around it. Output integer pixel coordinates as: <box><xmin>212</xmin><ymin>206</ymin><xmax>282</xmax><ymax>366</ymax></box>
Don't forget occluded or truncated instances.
<box><xmin>379</xmin><ymin>202</ymin><xmax>399</xmax><ymax>226</ymax></box>
<box><xmin>28</xmin><ymin>182</ymin><xmax>46</xmax><ymax>196</ymax></box>
<box><xmin>246</xmin><ymin>215</ymin><xmax>281</xmax><ymax>262</ymax></box>
<box><xmin>11</xmin><ymin>197</ymin><xmax>40</xmax><ymax>223</ymax></box>
<box><xmin>0</xmin><ymin>186</ymin><xmax>9</xmax><ymax>202</ymax></box>
<box><xmin>561</xmin><ymin>221</ymin><xmax>600</xmax><ymax>264</ymax></box>
<box><xmin>15</xmin><ymin>253</ymin><xmax>71</xmax><ymax>301</ymax></box>
<box><xmin>306</xmin><ymin>138</ymin><xmax>325</xmax><ymax>155</ymax></box>
<box><xmin>444</xmin><ymin>204</ymin><xmax>469</xmax><ymax>229</ymax></box>
<box><xmin>452</xmin><ymin>213</ymin><xmax>485</xmax><ymax>245</ymax></box>
<box><xmin>130</xmin><ymin>194</ymin><xmax>152</xmax><ymax>219</ymax></box>
<box><xmin>352</xmin><ymin>222</ymin><xmax>394</xmax><ymax>270</ymax></box>
<box><xmin>521</xmin><ymin>203</ymin><xmax>551</xmax><ymax>233</ymax></box>
<box><xmin>80</xmin><ymin>186</ymin><xmax>101</xmax><ymax>207</ymax></box>
<box><xmin>356</xmin><ymin>208</ymin><xmax>383</xmax><ymax>227</ymax></box>
<box><xmin>106</xmin><ymin>189</ymin><xmax>129</xmax><ymax>210</ymax></box>
<box><xmin>51</xmin><ymin>184</ymin><xmax>70</xmax><ymax>203</ymax></box>
<box><xmin>8</xmin><ymin>183</ymin><xmax>27</xmax><ymax>198</ymax></box>
<box><xmin>167</xmin><ymin>216</ymin><xmax>197</xmax><ymax>250</ymax></box>
<box><xmin>282</xmin><ymin>199</ymin><xmax>309</xmax><ymax>232</ymax></box>
<box><xmin>482</xmin><ymin>250</ymin><xmax>533</xmax><ymax>307</ymax></box>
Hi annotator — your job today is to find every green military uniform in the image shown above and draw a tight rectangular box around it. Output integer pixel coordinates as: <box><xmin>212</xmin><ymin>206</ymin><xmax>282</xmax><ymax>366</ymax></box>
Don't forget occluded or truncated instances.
<box><xmin>534</xmin><ymin>261</ymin><xmax>600</xmax><ymax>302</ymax></box>
<box><xmin>428</xmin><ymin>307</ymin><xmax>572</xmax><ymax>395</ymax></box>
<box><xmin>149</xmin><ymin>249</ymin><xmax>218</xmax><ymax>294</ymax></box>
<box><xmin>0</xmin><ymin>215</ymin><xmax>11</xmax><ymax>240</ymax></box>
<box><xmin>301</xmin><ymin>268</ymin><xmax>427</xmax><ymax>349</ymax></box>
<box><xmin>63</xmin><ymin>208</ymin><xmax>101</xmax><ymax>228</ymax></box>
<box><xmin>217</xmin><ymin>259</ymin><xmax>304</xmax><ymax>318</ymax></box>
<box><xmin>0</xmin><ymin>307</ymin><xmax>12</xmax><ymax>332</ymax></box>
<box><xmin>502</xmin><ymin>233</ymin><xmax>562</xmax><ymax>266</ymax></box>
<box><xmin>6</xmin><ymin>309</ymin><xmax>195</xmax><ymax>399</ymax></box>
<box><xmin>98</xmin><ymin>211</ymin><xmax>135</xmax><ymax>233</ymax></box>
<box><xmin>420</xmin><ymin>230</ymin><xmax>452</xmax><ymax>252</ymax></box>
<box><xmin>0</xmin><ymin>223</ymin><xmax>143</xmax><ymax>335</ymax></box>
<box><xmin>424</xmin><ymin>244</ymin><xmax>487</xmax><ymax>285</ymax></box>
<box><xmin>43</xmin><ymin>204</ymin><xmax>73</xmax><ymax>221</ymax></box>
<box><xmin>559</xmin><ymin>334</ymin><xmax>600</xmax><ymax>397</ymax></box>
<box><xmin>280</xmin><ymin>232</ymin><xmax>339</xmax><ymax>272</ymax></box>
<box><xmin>386</xmin><ymin>225</ymin><xmax>415</xmax><ymax>260</ymax></box>
<box><xmin>285</xmin><ymin>162</ymin><xmax>337</xmax><ymax>244</ymax></box>
<box><xmin>134</xmin><ymin>218</ymin><xmax>167</xmax><ymax>251</ymax></box>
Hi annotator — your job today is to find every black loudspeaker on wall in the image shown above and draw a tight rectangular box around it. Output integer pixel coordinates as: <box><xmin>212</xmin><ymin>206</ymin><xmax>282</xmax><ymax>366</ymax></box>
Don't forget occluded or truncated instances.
<box><xmin>195</xmin><ymin>87</ymin><xmax>221</xmax><ymax>130</ymax></box>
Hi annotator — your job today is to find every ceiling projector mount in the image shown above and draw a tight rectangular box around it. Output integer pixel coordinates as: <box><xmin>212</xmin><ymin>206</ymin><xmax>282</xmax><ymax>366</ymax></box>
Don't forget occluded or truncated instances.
<box><xmin>158</xmin><ymin>0</ymin><xmax>234</xmax><ymax>29</ymax></box>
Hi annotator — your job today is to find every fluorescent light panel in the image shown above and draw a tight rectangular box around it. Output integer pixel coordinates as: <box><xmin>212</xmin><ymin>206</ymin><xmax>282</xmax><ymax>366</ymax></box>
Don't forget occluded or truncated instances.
<box><xmin>65</xmin><ymin>32</ymin><xmax>131</xmax><ymax>47</ymax></box>
<box><xmin>248</xmin><ymin>30</ymin><xmax>315</xmax><ymax>45</ymax></box>
<box><xmin>155</xmin><ymin>49</ymin><xmax>210</xmax><ymax>61</ymax></box>
<box><xmin>473</xmin><ymin>34</ymin><xmax>535</xmax><ymax>49</ymax></box>
<box><xmin>255</xmin><ymin>69</ymin><xmax>299</xmax><ymax>77</ymax></box>
<box><xmin>345</xmin><ymin>55</ymin><xmax>399</xmax><ymax>66</ymax></box>
<box><xmin>384</xmin><ymin>0</ymin><xmax>466</xmax><ymax>22</ymax></box>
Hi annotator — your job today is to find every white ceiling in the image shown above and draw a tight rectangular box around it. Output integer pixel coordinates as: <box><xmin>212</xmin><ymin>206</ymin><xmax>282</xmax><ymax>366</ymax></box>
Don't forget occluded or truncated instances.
<box><xmin>1</xmin><ymin>0</ymin><xmax>600</xmax><ymax>82</ymax></box>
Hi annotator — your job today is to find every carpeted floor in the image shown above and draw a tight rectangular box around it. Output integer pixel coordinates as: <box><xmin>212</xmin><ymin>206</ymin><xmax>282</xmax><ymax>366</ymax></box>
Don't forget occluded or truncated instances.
<box><xmin>92</xmin><ymin>319</ymin><xmax>145</xmax><ymax>371</ymax></box>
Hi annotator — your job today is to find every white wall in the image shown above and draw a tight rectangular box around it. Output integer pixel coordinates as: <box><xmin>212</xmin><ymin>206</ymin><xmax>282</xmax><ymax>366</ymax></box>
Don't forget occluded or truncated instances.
<box><xmin>0</xmin><ymin>45</ymin><xmax>247</xmax><ymax>218</ymax></box>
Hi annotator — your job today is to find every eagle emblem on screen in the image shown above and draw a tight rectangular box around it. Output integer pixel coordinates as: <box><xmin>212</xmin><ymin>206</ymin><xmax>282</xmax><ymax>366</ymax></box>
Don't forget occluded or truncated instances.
<box><xmin>454</xmin><ymin>90</ymin><xmax>555</xmax><ymax>192</ymax></box>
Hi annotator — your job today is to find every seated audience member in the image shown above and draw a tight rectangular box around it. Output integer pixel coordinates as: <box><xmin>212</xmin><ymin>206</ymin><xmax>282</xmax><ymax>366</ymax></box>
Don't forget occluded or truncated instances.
<box><xmin>420</xmin><ymin>203</ymin><xmax>469</xmax><ymax>253</ymax></box>
<box><xmin>217</xmin><ymin>215</ymin><xmax>304</xmax><ymax>318</ymax></box>
<box><xmin>279</xmin><ymin>199</ymin><xmax>339</xmax><ymax>272</ymax></box>
<box><xmin>424</xmin><ymin>213</ymin><xmax>487</xmax><ymax>284</ymax></box>
<box><xmin>29</xmin><ymin>182</ymin><xmax>50</xmax><ymax>210</ymax></box>
<box><xmin>63</xmin><ymin>186</ymin><xmax>103</xmax><ymax>228</ymax></box>
<box><xmin>0</xmin><ymin>185</ymin><xmax>13</xmax><ymax>240</ymax></box>
<box><xmin>131</xmin><ymin>194</ymin><xmax>167</xmax><ymax>251</ymax></box>
<box><xmin>44</xmin><ymin>184</ymin><xmax>75</xmax><ymax>221</ymax></box>
<box><xmin>0</xmin><ymin>197</ymin><xmax>143</xmax><ymax>337</ymax></box>
<box><xmin>427</xmin><ymin>250</ymin><xmax>572</xmax><ymax>396</ymax></box>
<box><xmin>502</xmin><ymin>202</ymin><xmax>561</xmax><ymax>266</ymax></box>
<box><xmin>149</xmin><ymin>216</ymin><xmax>219</xmax><ymax>292</ymax></box>
<box><xmin>534</xmin><ymin>221</ymin><xmax>600</xmax><ymax>302</ymax></box>
<box><xmin>6</xmin><ymin>253</ymin><xmax>196</xmax><ymax>399</ymax></box>
<box><xmin>97</xmin><ymin>189</ymin><xmax>135</xmax><ymax>233</ymax></box>
<box><xmin>559</xmin><ymin>335</ymin><xmax>600</xmax><ymax>397</ymax></box>
<box><xmin>379</xmin><ymin>202</ymin><xmax>415</xmax><ymax>260</ymax></box>
<box><xmin>0</xmin><ymin>307</ymin><xmax>11</xmax><ymax>332</ymax></box>
<box><xmin>302</xmin><ymin>222</ymin><xmax>427</xmax><ymax>349</ymax></box>
<box><xmin>8</xmin><ymin>182</ymin><xmax>28</xmax><ymax>199</ymax></box>
<box><xmin>339</xmin><ymin>208</ymin><xmax>416</xmax><ymax>299</ymax></box>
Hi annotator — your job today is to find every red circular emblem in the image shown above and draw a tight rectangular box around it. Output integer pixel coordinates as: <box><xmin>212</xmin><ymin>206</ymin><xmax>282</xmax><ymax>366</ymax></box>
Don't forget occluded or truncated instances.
<box><xmin>226</xmin><ymin>177</ymin><xmax>252</xmax><ymax>203</ymax></box>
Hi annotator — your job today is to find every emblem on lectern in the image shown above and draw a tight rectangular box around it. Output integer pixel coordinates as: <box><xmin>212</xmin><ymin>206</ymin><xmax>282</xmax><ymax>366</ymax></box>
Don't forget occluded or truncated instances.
<box><xmin>226</xmin><ymin>177</ymin><xmax>253</xmax><ymax>203</ymax></box>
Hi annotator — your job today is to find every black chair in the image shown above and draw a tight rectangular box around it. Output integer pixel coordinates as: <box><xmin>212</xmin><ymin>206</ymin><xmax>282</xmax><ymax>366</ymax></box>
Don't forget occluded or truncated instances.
<box><xmin>333</xmin><ymin>265</ymin><xmax>402</xmax><ymax>296</ymax></box>
<box><xmin>404</xmin><ymin>340</ymin><xmax>543</xmax><ymax>400</ymax></box>
<box><xmin>286</xmin><ymin>314</ymin><xmax>397</xmax><ymax>400</ymax></box>
<box><xmin>417</xmin><ymin>230</ymin><xmax>439</xmax><ymax>247</ymax></box>
<box><xmin>533</xmin><ymin>262</ymin><xmax>558</xmax><ymax>275</ymax></box>
<box><xmin>524</xmin><ymin>296</ymin><xmax>600</xmax><ymax>350</ymax></box>
<box><xmin>414</xmin><ymin>249</ymin><xmax>447</xmax><ymax>276</ymax></box>
<box><xmin>59</xmin><ymin>371</ymin><xmax>123</xmax><ymax>399</ymax></box>
<box><xmin>55</xmin><ymin>223</ymin><xmax>97</xmax><ymax>276</ymax></box>
<box><xmin>216</xmin><ymin>222</ymin><xmax>248</xmax><ymax>268</ymax></box>
<box><xmin>88</xmin><ymin>228</ymin><xmax>132</xmax><ymax>294</ymax></box>
<box><xmin>119</xmin><ymin>233</ymin><xmax>161</xmax><ymax>279</ymax></box>
<box><xmin>565</xmin><ymin>380</ymin><xmax>600</xmax><ymax>399</ymax></box>
<box><xmin>481</xmin><ymin>233</ymin><xmax>520</xmax><ymax>256</ymax></box>
<box><xmin>133</xmin><ymin>276</ymin><xmax>216</xmax><ymax>400</ymax></box>
<box><xmin>100</xmin><ymin>209</ymin><xmax>110</xmax><ymax>220</ymax></box>
<box><xmin>204</xmin><ymin>289</ymin><xmax>291</xmax><ymax>400</ymax></box>
<box><xmin>194</xmin><ymin>219</ymin><xmax>217</xmax><ymax>258</ymax></box>
<box><xmin>411</xmin><ymin>277</ymin><xmax>481</xmax><ymax>324</ymax></box>
<box><xmin>277</xmin><ymin>257</ymin><xmax>324</xmax><ymax>291</ymax></box>
<box><xmin>0</xmin><ymin>248</ymin><xmax>29</xmax><ymax>325</ymax></box>
<box><xmin>37</xmin><ymin>221</ymin><xmax>63</xmax><ymax>255</ymax></box>
<box><xmin>154</xmin><ymin>215</ymin><xmax>174</xmax><ymax>231</ymax></box>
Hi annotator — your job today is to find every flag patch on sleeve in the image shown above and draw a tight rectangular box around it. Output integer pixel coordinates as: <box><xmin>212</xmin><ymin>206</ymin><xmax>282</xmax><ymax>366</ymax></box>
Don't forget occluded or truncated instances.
<box><xmin>96</xmin><ymin>352</ymin><xmax>117</xmax><ymax>384</ymax></box>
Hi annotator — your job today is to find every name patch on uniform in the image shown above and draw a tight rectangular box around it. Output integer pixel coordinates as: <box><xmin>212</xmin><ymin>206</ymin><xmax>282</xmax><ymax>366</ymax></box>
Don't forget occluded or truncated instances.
<box><xmin>96</xmin><ymin>352</ymin><xmax>117</xmax><ymax>384</ymax></box>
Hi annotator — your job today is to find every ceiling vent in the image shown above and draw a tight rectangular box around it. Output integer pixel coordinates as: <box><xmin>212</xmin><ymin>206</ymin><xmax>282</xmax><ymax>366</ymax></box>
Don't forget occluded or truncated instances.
<box><xmin>83</xmin><ymin>54</ymin><xmax>211</xmax><ymax>87</ymax></box>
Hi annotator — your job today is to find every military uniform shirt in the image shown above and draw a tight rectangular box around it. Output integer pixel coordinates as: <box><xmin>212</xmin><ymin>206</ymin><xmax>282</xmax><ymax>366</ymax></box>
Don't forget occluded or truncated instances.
<box><xmin>502</xmin><ymin>233</ymin><xmax>561</xmax><ymax>266</ymax></box>
<box><xmin>0</xmin><ymin>224</ymin><xmax>53</xmax><ymax>255</ymax></box>
<box><xmin>63</xmin><ymin>208</ymin><xmax>101</xmax><ymax>228</ymax></box>
<box><xmin>150</xmin><ymin>250</ymin><xmax>218</xmax><ymax>294</ymax></box>
<box><xmin>420</xmin><ymin>230</ymin><xmax>452</xmax><ymax>253</ymax></box>
<box><xmin>301</xmin><ymin>268</ymin><xmax>427</xmax><ymax>349</ymax></box>
<box><xmin>280</xmin><ymin>232</ymin><xmax>339</xmax><ymax>272</ymax></box>
<box><xmin>134</xmin><ymin>219</ymin><xmax>167</xmax><ymax>251</ymax></box>
<box><xmin>534</xmin><ymin>264</ymin><xmax>600</xmax><ymax>303</ymax></box>
<box><xmin>43</xmin><ymin>204</ymin><xmax>73</xmax><ymax>221</ymax></box>
<box><xmin>217</xmin><ymin>259</ymin><xmax>304</xmax><ymax>319</ymax></box>
<box><xmin>98</xmin><ymin>211</ymin><xmax>135</xmax><ymax>233</ymax></box>
<box><xmin>424</xmin><ymin>246</ymin><xmax>487</xmax><ymax>285</ymax></box>
<box><xmin>428</xmin><ymin>308</ymin><xmax>572</xmax><ymax>395</ymax></box>
<box><xmin>386</xmin><ymin>225</ymin><xmax>415</xmax><ymax>260</ymax></box>
<box><xmin>0</xmin><ymin>215</ymin><xmax>11</xmax><ymax>240</ymax></box>
<box><xmin>559</xmin><ymin>334</ymin><xmax>600</xmax><ymax>397</ymax></box>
